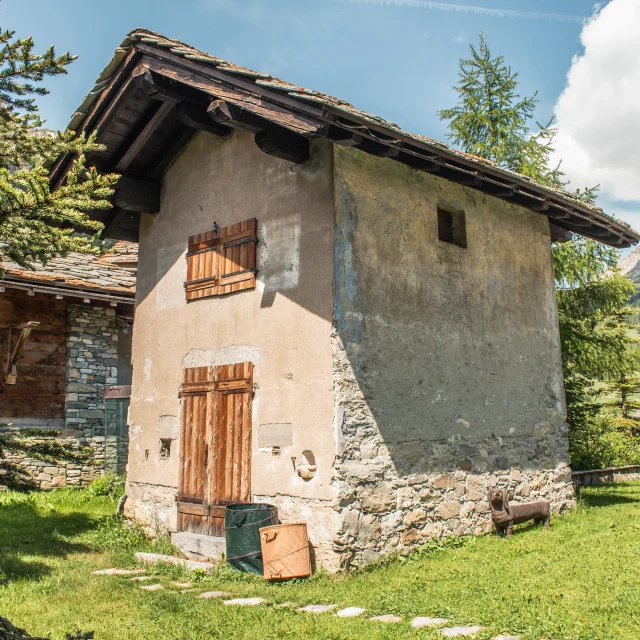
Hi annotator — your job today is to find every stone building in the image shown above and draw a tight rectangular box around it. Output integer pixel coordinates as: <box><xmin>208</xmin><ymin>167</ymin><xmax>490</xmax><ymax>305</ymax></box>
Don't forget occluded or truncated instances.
<box><xmin>53</xmin><ymin>29</ymin><xmax>638</xmax><ymax>570</ymax></box>
<box><xmin>0</xmin><ymin>244</ymin><xmax>136</xmax><ymax>488</ymax></box>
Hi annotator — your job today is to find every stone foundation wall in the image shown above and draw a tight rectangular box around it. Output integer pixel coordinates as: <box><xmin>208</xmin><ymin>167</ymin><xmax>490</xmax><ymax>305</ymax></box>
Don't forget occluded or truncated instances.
<box><xmin>123</xmin><ymin>481</ymin><xmax>178</xmax><ymax>535</ymax></box>
<box><xmin>0</xmin><ymin>426</ymin><xmax>105</xmax><ymax>489</ymax></box>
<box><xmin>328</xmin><ymin>333</ymin><xmax>575</xmax><ymax>570</ymax></box>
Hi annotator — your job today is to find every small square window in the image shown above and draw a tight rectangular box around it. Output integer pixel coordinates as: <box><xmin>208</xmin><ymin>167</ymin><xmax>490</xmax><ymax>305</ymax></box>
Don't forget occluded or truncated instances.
<box><xmin>437</xmin><ymin>206</ymin><xmax>467</xmax><ymax>248</ymax></box>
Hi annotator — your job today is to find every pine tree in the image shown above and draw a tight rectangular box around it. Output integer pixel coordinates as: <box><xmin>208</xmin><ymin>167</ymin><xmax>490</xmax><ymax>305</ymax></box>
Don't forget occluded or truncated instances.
<box><xmin>439</xmin><ymin>33</ymin><xmax>639</xmax><ymax>469</ymax></box>
<box><xmin>0</xmin><ymin>28</ymin><xmax>117</xmax><ymax>270</ymax></box>
<box><xmin>0</xmin><ymin>28</ymin><xmax>116</xmax><ymax>490</ymax></box>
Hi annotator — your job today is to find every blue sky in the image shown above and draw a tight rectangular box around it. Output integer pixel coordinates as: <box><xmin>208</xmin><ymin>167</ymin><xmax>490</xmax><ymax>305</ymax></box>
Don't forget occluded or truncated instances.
<box><xmin>5</xmin><ymin>0</ymin><xmax>639</xmax><ymax>237</ymax></box>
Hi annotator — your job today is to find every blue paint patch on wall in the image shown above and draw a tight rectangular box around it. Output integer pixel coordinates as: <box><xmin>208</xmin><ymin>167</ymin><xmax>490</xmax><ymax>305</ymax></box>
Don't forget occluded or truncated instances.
<box><xmin>334</xmin><ymin>183</ymin><xmax>360</xmax><ymax>344</ymax></box>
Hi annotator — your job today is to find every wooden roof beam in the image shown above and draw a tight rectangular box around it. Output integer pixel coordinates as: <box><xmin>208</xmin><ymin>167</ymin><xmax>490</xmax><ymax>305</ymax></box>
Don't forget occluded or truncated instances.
<box><xmin>112</xmin><ymin>176</ymin><xmax>160</xmax><ymax>213</ymax></box>
<box><xmin>4</xmin><ymin>321</ymin><xmax>40</xmax><ymax>388</ymax></box>
<box><xmin>255</xmin><ymin>129</ymin><xmax>309</xmax><ymax>164</ymax></box>
<box><xmin>207</xmin><ymin>99</ymin><xmax>262</xmax><ymax>132</ymax></box>
<box><xmin>114</xmin><ymin>99</ymin><xmax>177</xmax><ymax>172</ymax></box>
<box><xmin>176</xmin><ymin>103</ymin><xmax>230</xmax><ymax>137</ymax></box>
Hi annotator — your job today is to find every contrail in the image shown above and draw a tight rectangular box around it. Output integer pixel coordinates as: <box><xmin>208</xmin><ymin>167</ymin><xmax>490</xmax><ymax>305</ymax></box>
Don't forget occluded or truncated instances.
<box><xmin>346</xmin><ymin>0</ymin><xmax>583</xmax><ymax>22</ymax></box>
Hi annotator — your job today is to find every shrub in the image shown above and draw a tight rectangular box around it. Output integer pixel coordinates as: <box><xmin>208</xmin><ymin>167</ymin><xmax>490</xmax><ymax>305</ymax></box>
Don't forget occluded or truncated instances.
<box><xmin>87</xmin><ymin>473</ymin><xmax>124</xmax><ymax>500</ymax></box>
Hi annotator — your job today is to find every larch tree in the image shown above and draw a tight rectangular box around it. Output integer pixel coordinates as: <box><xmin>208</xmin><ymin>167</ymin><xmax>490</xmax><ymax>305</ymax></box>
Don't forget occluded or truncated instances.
<box><xmin>438</xmin><ymin>33</ymin><xmax>640</xmax><ymax>470</ymax></box>
<box><xmin>0</xmin><ymin>27</ymin><xmax>116</xmax><ymax>490</ymax></box>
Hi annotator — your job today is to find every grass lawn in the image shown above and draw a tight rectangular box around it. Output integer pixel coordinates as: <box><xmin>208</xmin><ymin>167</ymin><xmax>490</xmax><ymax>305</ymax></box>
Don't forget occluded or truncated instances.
<box><xmin>1</xmin><ymin>484</ymin><xmax>639</xmax><ymax>640</ymax></box>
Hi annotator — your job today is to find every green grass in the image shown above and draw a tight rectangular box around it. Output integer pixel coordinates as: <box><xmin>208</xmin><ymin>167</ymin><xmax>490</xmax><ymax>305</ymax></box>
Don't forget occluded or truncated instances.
<box><xmin>1</xmin><ymin>484</ymin><xmax>640</xmax><ymax>640</ymax></box>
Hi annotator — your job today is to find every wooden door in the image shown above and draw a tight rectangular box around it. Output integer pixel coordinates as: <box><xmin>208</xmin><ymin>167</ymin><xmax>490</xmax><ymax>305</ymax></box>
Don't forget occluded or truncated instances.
<box><xmin>177</xmin><ymin>363</ymin><xmax>253</xmax><ymax>536</ymax></box>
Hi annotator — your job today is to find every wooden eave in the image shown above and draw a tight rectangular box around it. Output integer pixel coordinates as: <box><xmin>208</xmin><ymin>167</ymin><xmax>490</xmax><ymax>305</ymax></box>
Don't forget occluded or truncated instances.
<box><xmin>51</xmin><ymin>30</ymin><xmax>639</xmax><ymax>248</ymax></box>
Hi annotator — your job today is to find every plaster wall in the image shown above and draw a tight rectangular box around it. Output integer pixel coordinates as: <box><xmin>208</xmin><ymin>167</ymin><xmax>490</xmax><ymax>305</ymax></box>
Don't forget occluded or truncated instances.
<box><xmin>331</xmin><ymin>146</ymin><xmax>573</xmax><ymax>567</ymax></box>
<box><xmin>125</xmin><ymin>132</ymin><xmax>336</xmax><ymax>535</ymax></box>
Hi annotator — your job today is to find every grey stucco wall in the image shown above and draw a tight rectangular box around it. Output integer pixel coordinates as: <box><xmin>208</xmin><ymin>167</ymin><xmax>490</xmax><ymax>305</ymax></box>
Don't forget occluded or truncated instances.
<box><xmin>331</xmin><ymin>146</ymin><xmax>573</xmax><ymax>568</ymax></box>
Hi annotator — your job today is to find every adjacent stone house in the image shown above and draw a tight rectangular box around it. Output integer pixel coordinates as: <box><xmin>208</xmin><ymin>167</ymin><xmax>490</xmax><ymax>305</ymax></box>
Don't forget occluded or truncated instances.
<box><xmin>0</xmin><ymin>244</ymin><xmax>136</xmax><ymax>488</ymax></box>
<box><xmin>54</xmin><ymin>29</ymin><xmax>638</xmax><ymax>570</ymax></box>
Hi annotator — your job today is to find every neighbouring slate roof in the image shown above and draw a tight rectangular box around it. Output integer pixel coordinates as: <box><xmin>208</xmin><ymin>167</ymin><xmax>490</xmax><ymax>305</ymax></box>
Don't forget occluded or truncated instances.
<box><xmin>63</xmin><ymin>28</ymin><xmax>639</xmax><ymax>248</ymax></box>
<box><xmin>1</xmin><ymin>246</ymin><xmax>136</xmax><ymax>297</ymax></box>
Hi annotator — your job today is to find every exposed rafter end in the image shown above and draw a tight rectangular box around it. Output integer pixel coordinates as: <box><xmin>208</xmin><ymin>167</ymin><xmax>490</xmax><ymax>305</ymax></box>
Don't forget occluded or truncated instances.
<box><xmin>176</xmin><ymin>104</ymin><xmax>231</xmax><ymax>137</ymax></box>
<box><xmin>255</xmin><ymin>129</ymin><xmax>310</xmax><ymax>164</ymax></box>
<box><xmin>207</xmin><ymin>99</ymin><xmax>261</xmax><ymax>132</ymax></box>
<box><xmin>549</xmin><ymin>222</ymin><xmax>573</xmax><ymax>243</ymax></box>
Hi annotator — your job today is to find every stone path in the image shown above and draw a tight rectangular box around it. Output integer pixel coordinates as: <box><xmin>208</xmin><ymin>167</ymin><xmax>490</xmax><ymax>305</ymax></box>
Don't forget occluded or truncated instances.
<box><xmin>223</xmin><ymin>598</ymin><xmax>265</xmax><ymax>606</ymax></box>
<box><xmin>93</xmin><ymin>568</ymin><xmax>146</xmax><ymax>576</ymax></box>
<box><xmin>412</xmin><ymin>616</ymin><xmax>450</xmax><ymax>628</ymax></box>
<box><xmin>198</xmin><ymin>591</ymin><xmax>229</xmax><ymax>599</ymax></box>
<box><xmin>441</xmin><ymin>626</ymin><xmax>485</xmax><ymax>637</ymax></box>
<box><xmin>336</xmin><ymin>607</ymin><xmax>366</xmax><ymax>618</ymax></box>
<box><xmin>298</xmin><ymin>604</ymin><xmax>337</xmax><ymax>614</ymax></box>
<box><xmin>370</xmin><ymin>614</ymin><xmax>402</xmax><ymax>623</ymax></box>
<box><xmin>94</xmin><ymin>566</ymin><xmax>520</xmax><ymax>638</ymax></box>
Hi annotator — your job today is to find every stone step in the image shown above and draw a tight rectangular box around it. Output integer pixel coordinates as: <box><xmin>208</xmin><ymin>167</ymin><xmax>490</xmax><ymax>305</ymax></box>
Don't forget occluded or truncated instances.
<box><xmin>135</xmin><ymin>551</ymin><xmax>214</xmax><ymax>573</ymax></box>
<box><xmin>171</xmin><ymin>531</ymin><xmax>226</xmax><ymax>562</ymax></box>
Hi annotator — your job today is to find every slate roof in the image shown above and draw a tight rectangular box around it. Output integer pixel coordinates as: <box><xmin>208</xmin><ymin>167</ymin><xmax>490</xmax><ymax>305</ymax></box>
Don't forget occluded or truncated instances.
<box><xmin>1</xmin><ymin>246</ymin><xmax>136</xmax><ymax>297</ymax></box>
<box><xmin>64</xmin><ymin>28</ymin><xmax>638</xmax><ymax>248</ymax></box>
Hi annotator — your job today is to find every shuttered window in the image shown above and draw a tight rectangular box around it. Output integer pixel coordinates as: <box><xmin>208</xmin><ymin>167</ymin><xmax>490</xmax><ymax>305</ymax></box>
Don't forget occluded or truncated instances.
<box><xmin>185</xmin><ymin>218</ymin><xmax>257</xmax><ymax>301</ymax></box>
<box><xmin>177</xmin><ymin>363</ymin><xmax>253</xmax><ymax>537</ymax></box>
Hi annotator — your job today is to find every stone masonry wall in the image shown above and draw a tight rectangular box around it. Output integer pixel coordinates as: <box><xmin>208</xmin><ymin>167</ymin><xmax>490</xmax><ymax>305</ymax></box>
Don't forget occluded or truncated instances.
<box><xmin>330</xmin><ymin>332</ymin><xmax>575</xmax><ymax>569</ymax></box>
<box><xmin>6</xmin><ymin>305</ymin><xmax>120</xmax><ymax>489</ymax></box>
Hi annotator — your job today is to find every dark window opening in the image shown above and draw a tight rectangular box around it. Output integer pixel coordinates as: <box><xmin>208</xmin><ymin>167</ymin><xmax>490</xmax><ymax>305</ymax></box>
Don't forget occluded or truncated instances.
<box><xmin>160</xmin><ymin>439</ymin><xmax>172</xmax><ymax>459</ymax></box>
<box><xmin>437</xmin><ymin>206</ymin><xmax>467</xmax><ymax>248</ymax></box>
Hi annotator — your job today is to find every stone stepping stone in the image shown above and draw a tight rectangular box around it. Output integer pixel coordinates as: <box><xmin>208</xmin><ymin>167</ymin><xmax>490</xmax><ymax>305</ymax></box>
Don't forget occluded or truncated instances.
<box><xmin>336</xmin><ymin>607</ymin><xmax>366</xmax><ymax>618</ymax></box>
<box><xmin>139</xmin><ymin>584</ymin><xmax>164</xmax><ymax>591</ymax></box>
<box><xmin>135</xmin><ymin>552</ymin><xmax>213</xmax><ymax>574</ymax></box>
<box><xmin>198</xmin><ymin>591</ymin><xmax>230</xmax><ymax>599</ymax></box>
<box><xmin>171</xmin><ymin>582</ymin><xmax>192</xmax><ymax>589</ymax></box>
<box><xmin>493</xmin><ymin>636</ymin><xmax>520</xmax><ymax>640</ymax></box>
<box><xmin>412</xmin><ymin>617</ymin><xmax>450</xmax><ymax>628</ymax></box>
<box><xmin>223</xmin><ymin>597</ymin><xmax>265</xmax><ymax>606</ymax></box>
<box><xmin>441</xmin><ymin>626</ymin><xmax>484</xmax><ymax>637</ymax></box>
<box><xmin>93</xmin><ymin>568</ymin><xmax>146</xmax><ymax>576</ymax></box>
<box><xmin>298</xmin><ymin>604</ymin><xmax>337</xmax><ymax>614</ymax></box>
<box><xmin>370</xmin><ymin>615</ymin><xmax>402</xmax><ymax>623</ymax></box>
<box><xmin>130</xmin><ymin>576</ymin><xmax>153</xmax><ymax>582</ymax></box>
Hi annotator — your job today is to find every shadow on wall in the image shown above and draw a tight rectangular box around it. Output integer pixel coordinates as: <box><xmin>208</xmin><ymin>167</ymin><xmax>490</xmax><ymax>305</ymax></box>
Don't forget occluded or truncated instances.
<box><xmin>331</xmin><ymin>153</ymin><xmax>571</xmax><ymax>484</ymax></box>
<box><xmin>134</xmin><ymin>135</ymin><xmax>334</xmax><ymax>326</ymax></box>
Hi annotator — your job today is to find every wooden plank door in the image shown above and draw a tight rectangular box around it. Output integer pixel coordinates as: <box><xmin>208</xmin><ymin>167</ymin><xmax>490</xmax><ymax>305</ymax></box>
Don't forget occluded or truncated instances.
<box><xmin>177</xmin><ymin>363</ymin><xmax>253</xmax><ymax>537</ymax></box>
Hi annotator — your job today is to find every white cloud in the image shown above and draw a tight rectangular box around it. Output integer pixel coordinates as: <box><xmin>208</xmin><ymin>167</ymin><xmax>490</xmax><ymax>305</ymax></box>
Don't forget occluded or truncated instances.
<box><xmin>347</xmin><ymin>0</ymin><xmax>582</xmax><ymax>22</ymax></box>
<box><xmin>553</xmin><ymin>0</ymin><xmax>640</xmax><ymax>203</ymax></box>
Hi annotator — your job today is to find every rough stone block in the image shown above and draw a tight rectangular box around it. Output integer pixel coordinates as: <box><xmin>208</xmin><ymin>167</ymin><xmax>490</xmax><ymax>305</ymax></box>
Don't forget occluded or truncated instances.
<box><xmin>437</xmin><ymin>502</ymin><xmax>460</xmax><ymax>520</ymax></box>
<box><xmin>171</xmin><ymin>532</ymin><xmax>225</xmax><ymax>562</ymax></box>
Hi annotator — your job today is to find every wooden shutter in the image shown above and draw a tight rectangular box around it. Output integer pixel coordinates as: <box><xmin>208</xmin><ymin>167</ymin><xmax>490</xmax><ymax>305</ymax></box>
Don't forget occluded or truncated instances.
<box><xmin>177</xmin><ymin>362</ymin><xmax>253</xmax><ymax>537</ymax></box>
<box><xmin>185</xmin><ymin>219</ymin><xmax>257</xmax><ymax>301</ymax></box>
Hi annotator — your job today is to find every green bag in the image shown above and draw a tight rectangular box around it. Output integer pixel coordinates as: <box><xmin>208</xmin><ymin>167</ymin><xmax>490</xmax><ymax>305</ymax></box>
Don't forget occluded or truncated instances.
<box><xmin>225</xmin><ymin>503</ymin><xmax>279</xmax><ymax>574</ymax></box>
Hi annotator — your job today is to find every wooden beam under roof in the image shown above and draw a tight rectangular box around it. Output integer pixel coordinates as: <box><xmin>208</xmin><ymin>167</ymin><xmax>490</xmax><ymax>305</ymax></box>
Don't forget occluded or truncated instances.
<box><xmin>254</xmin><ymin>129</ymin><xmax>310</xmax><ymax>164</ymax></box>
<box><xmin>112</xmin><ymin>176</ymin><xmax>161</xmax><ymax>213</ymax></box>
<box><xmin>114</xmin><ymin>100</ymin><xmax>177</xmax><ymax>172</ymax></box>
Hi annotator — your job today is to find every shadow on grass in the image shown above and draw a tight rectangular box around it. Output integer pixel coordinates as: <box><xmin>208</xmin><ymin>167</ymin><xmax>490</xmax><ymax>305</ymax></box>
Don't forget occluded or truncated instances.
<box><xmin>579</xmin><ymin>483</ymin><xmax>640</xmax><ymax>509</ymax></box>
<box><xmin>0</xmin><ymin>501</ymin><xmax>97</xmax><ymax>584</ymax></box>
